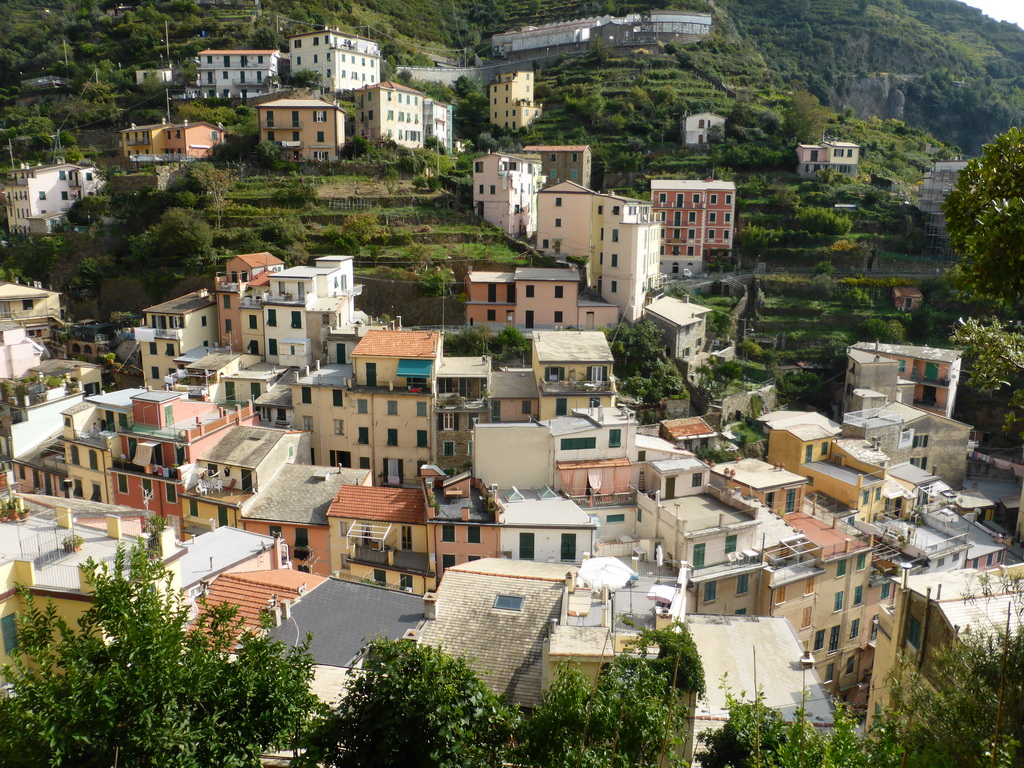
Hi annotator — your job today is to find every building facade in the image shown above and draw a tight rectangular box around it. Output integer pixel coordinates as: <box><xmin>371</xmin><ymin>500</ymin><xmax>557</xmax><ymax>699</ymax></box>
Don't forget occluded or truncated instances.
<box><xmin>256</xmin><ymin>99</ymin><xmax>346</xmax><ymax>162</ymax></box>
<box><xmin>287</xmin><ymin>28</ymin><xmax>381</xmax><ymax>93</ymax></box>
<box><xmin>651</xmin><ymin>178</ymin><xmax>736</xmax><ymax>273</ymax></box>
<box><xmin>489</xmin><ymin>71</ymin><xmax>542</xmax><ymax>130</ymax></box>
<box><xmin>465</xmin><ymin>267</ymin><xmax>617</xmax><ymax>330</ymax></box>
<box><xmin>3</xmin><ymin>163</ymin><xmax>104</xmax><ymax>236</ymax></box>
<box><xmin>522</xmin><ymin>145</ymin><xmax>592</xmax><ymax>188</ymax></box>
<box><xmin>353</xmin><ymin>81</ymin><xmax>426</xmax><ymax>148</ymax></box>
<box><xmin>795</xmin><ymin>140</ymin><xmax>861</xmax><ymax>178</ymax></box>
<box><xmin>119</xmin><ymin>120</ymin><xmax>224</xmax><ymax>161</ymax></box>
<box><xmin>472</xmin><ymin>152</ymin><xmax>543</xmax><ymax>237</ymax></box>
<box><xmin>135</xmin><ymin>290</ymin><xmax>218</xmax><ymax>390</ymax></box>
<box><xmin>681</xmin><ymin>112</ymin><xmax>725</xmax><ymax>147</ymax></box>
<box><xmin>195</xmin><ymin>48</ymin><xmax>281</xmax><ymax>99</ymax></box>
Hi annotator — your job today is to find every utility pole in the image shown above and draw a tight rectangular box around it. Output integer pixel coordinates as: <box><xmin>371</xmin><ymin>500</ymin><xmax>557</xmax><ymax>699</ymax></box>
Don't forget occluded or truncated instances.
<box><xmin>62</xmin><ymin>39</ymin><xmax>69</xmax><ymax>78</ymax></box>
<box><xmin>165</xmin><ymin>20</ymin><xmax>171</xmax><ymax>63</ymax></box>
<box><xmin>165</xmin><ymin>89</ymin><xmax>171</xmax><ymax>124</ymax></box>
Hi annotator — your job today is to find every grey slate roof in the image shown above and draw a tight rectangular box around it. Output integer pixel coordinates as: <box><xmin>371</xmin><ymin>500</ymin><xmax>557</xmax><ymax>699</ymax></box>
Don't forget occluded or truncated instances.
<box><xmin>418</xmin><ymin>559</ymin><xmax>571</xmax><ymax>708</ymax></box>
<box><xmin>245</xmin><ymin>465</ymin><xmax>369</xmax><ymax>525</ymax></box>
<box><xmin>144</xmin><ymin>290</ymin><xmax>215</xmax><ymax>315</ymax></box>
<box><xmin>268</xmin><ymin>578</ymin><xmax>423</xmax><ymax>668</ymax></box>
<box><xmin>200</xmin><ymin>426</ymin><xmax>285</xmax><ymax>469</ymax></box>
<box><xmin>255</xmin><ymin>383</ymin><xmax>293</xmax><ymax>408</ymax></box>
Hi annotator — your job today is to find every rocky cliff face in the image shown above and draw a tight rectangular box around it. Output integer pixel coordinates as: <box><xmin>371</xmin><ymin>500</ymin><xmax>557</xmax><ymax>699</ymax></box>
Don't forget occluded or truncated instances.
<box><xmin>832</xmin><ymin>75</ymin><xmax>908</xmax><ymax>121</ymax></box>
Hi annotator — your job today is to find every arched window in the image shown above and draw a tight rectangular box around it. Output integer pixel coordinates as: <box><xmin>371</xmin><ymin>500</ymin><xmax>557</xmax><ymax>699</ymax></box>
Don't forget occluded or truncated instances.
<box><xmin>698</xmin><ymin>119</ymin><xmax>705</xmax><ymax>128</ymax></box>
<box><xmin>672</xmin><ymin>262</ymin><xmax>679</xmax><ymax>273</ymax></box>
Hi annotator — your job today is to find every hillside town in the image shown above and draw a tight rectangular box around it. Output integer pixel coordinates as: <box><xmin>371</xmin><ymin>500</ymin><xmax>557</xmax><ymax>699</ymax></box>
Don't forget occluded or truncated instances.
<box><xmin>1</xmin><ymin>2</ymin><xmax>1023</xmax><ymax>766</ymax></box>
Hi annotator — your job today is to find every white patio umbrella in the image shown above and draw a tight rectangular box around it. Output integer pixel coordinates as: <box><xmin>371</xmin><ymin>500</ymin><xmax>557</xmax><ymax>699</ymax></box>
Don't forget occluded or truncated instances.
<box><xmin>646</xmin><ymin>584</ymin><xmax>676</xmax><ymax>604</ymax></box>
<box><xmin>579</xmin><ymin>557</ymin><xmax>639</xmax><ymax>591</ymax></box>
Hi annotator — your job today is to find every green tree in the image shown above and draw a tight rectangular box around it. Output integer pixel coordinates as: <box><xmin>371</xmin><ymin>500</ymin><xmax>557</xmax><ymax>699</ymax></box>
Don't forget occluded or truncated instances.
<box><xmin>131</xmin><ymin>207</ymin><xmax>214</xmax><ymax>273</ymax></box>
<box><xmin>0</xmin><ymin>545</ymin><xmax>318</xmax><ymax>768</ymax></box>
<box><xmin>952</xmin><ymin>318</ymin><xmax>1024</xmax><ymax>438</ymax></box>
<box><xmin>190</xmin><ymin>162</ymin><xmax>233</xmax><ymax>230</ymax></box>
<box><xmin>782</xmin><ymin>89</ymin><xmax>829</xmax><ymax>143</ymax></box>
<box><xmin>944</xmin><ymin>127</ymin><xmax>1024</xmax><ymax>307</ymax></box>
<box><xmin>698</xmin><ymin>689</ymin><xmax>788</xmax><ymax>768</ymax></box>
<box><xmin>299</xmin><ymin>638</ymin><xmax>518</xmax><ymax>768</ymax></box>
<box><xmin>496</xmin><ymin>323</ymin><xmax>530</xmax><ymax>357</ymax></box>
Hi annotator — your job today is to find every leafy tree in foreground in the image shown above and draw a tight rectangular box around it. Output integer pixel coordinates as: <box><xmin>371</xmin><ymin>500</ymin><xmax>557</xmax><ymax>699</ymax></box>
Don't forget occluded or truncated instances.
<box><xmin>951</xmin><ymin>317</ymin><xmax>1024</xmax><ymax>439</ymax></box>
<box><xmin>0</xmin><ymin>544</ymin><xmax>318</xmax><ymax>768</ymax></box>
<box><xmin>299</xmin><ymin>638</ymin><xmax>518</xmax><ymax>768</ymax></box>
<box><xmin>944</xmin><ymin>127</ymin><xmax>1024</xmax><ymax>308</ymax></box>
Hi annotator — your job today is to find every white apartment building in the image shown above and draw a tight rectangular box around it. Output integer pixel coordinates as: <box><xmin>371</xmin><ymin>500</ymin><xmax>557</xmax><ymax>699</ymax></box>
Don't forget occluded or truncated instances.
<box><xmin>423</xmin><ymin>99</ymin><xmax>453</xmax><ymax>152</ymax></box>
<box><xmin>262</xmin><ymin>256</ymin><xmax>362</xmax><ymax>368</ymax></box>
<box><xmin>472</xmin><ymin>152</ymin><xmax>544</xmax><ymax>237</ymax></box>
<box><xmin>195</xmin><ymin>49</ymin><xmax>281</xmax><ymax>99</ymax></box>
<box><xmin>3</xmin><ymin>162</ymin><xmax>104</xmax><ymax>236</ymax></box>
<box><xmin>288</xmin><ymin>28</ymin><xmax>380</xmax><ymax>92</ymax></box>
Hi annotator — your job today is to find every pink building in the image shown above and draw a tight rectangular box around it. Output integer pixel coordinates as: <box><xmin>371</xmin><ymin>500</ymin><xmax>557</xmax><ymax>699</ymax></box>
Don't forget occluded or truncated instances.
<box><xmin>651</xmin><ymin>178</ymin><xmax>736</xmax><ymax>274</ymax></box>
<box><xmin>472</xmin><ymin>152</ymin><xmax>543</xmax><ymax>237</ymax></box>
<box><xmin>215</xmin><ymin>251</ymin><xmax>284</xmax><ymax>352</ymax></box>
<box><xmin>795</xmin><ymin>140</ymin><xmax>860</xmax><ymax>178</ymax></box>
<box><xmin>110</xmin><ymin>391</ymin><xmax>258</xmax><ymax>526</ymax></box>
<box><xmin>465</xmin><ymin>267</ymin><xmax>618</xmax><ymax>330</ymax></box>
<box><xmin>421</xmin><ymin>469</ymin><xmax>501</xmax><ymax>576</ymax></box>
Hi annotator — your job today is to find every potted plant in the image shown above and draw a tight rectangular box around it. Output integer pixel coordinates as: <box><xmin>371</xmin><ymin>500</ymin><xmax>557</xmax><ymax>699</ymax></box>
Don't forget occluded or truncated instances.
<box><xmin>63</xmin><ymin>534</ymin><xmax>84</xmax><ymax>553</ymax></box>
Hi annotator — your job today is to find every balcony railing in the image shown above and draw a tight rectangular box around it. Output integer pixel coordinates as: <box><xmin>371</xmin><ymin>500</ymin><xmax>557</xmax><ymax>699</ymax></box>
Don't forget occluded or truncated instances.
<box><xmin>540</xmin><ymin>378</ymin><xmax>615</xmax><ymax>394</ymax></box>
<box><xmin>435</xmin><ymin>394</ymin><xmax>487</xmax><ymax>410</ymax></box>
<box><xmin>909</xmin><ymin>371</ymin><xmax>950</xmax><ymax>386</ymax></box>
<box><xmin>566</xmin><ymin>489</ymin><xmax>637</xmax><ymax>508</ymax></box>
<box><xmin>691</xmin><ymin>551</ymin><xmax>762</xmax><ymax>579</ymax></box>
<box><xmin>352</xmin><ymin>545</ymin><xmax>388</xmax><ymax>565</ymax></box>
<box><xmin>263</xmin><ymin>121</ymin><xmax>303</xmax><ymax>129</ymax></box>
<box><xmin>263</xmin><ymin>292</ymin><xmax>308</xmax><ymax>305</ymax></box>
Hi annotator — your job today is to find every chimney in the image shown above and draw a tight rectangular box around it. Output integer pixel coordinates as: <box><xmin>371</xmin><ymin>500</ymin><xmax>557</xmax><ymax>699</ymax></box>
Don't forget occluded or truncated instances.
<box><xmin>271</xmin><ymin>532</ymin><xmax>284</xmax><ymax>569</ymax></box>
<box><xmin>423</xmin><ymin>591</ymin><xmax>438</xmax><ymax>620</ymax></box>
<box><xmin>565</xmin><ymin>571</ymin><xmax>575</xmax><ymax>593</ymax></box>
<box><xmin>280</xmin><ymin>600</ymin><xmax>291</xmax><ymax>621</ymax></box>
<box><xmin>461</xmin><ymin>506</ymin><xmax>470</xmax><ymax>522</ymax></box>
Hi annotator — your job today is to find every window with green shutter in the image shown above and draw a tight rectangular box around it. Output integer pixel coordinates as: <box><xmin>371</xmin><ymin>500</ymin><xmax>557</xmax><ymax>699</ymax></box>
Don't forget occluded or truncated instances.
<box><xmin>519</xmin><ymin>532</ymin><xmax>535</xmax><ymax>560</ymax></box>
<box><xmin>560</xmin><ymin>437</ymin><xmax>597</xmax><ymax>450</ymax></box>
<box><xmin>333</xmin><ymin>389</ymin><xmax>343</xmax><ymax>406</ymax></box>
<box><xmin>387</xmin><ymin>429</ymin><xmax>398</xmax><ymax>446</ymax></box>
<box><xmin>358</xmin><ymin>427</ymin><xmax>369</xmax><ymax>444</ymax></box>
<box><xmin>1</xmin><ymin>613</ymin><xmax>17</xmax><ymax>654</ymax></box>
<box><xmin>291</xmin><ymin>310</ymin><xmax>302</xmax><ymax>329</ymax></box>
<box><xmin>268</xmin><ymin>338</ymin><xmax>277</xmax><ymax>356</ymax></box>
<box><xmin>725</xmin><ymin>535</ymin><xmax>737</xmax><ymax>554</ymax></box>
<box><xmin>416</xmin><ymin>430</ymin><xmax>427</xmax><ymax>448</ymax></box>
<box><xmin>189</xmin><ymin>499</ymin><xmax>198</xmax><ymax>517</ymax></box>
<box><xmin>218</xmin><ymin>507</ymin><xmax>229</xmax><ymax>527</ymax></box>
<box><xmin>555</xmin><ymin>398</ymin><xmax>567</xmax><ymax>416</ymax></box>
<box><xmin>609</xmin><ymin>429</ymin><xmax>621</xmax><ymax>448</ymax></box>
<box><xmin>267</xmin><ymin>309</ymin><xmax>277</xmax><ymax>327</ymax></box>
<box><xmin>692</xmin><ymin>542</ymin><xmax>705</xmax><ymax>568</ymax></box>
<box><xmin>301</xmin><ymin>387</ymin><xmax>312</xmax><ymax>404</ymax></box>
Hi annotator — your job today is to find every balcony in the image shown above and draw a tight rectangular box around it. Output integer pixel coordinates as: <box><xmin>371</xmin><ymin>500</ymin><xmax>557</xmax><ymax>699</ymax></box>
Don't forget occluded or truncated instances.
<box><xmin>690</xmin><ymin>551</ymin><xmax>762</xmax><ymax>580</ymax></box>
<box><xmin>909</xmin><ymin>371</ymin><xmax>950</xmax><ymax>386</ymax></box>
<box><xmin>262</xmin><ymin>121</ymin><xmax>303</xmax><ymax>130</ymax></box>
<box><xmin>263</xmin><ymin>292</ymin><xmax>308</xmax><ymax>306</ymax></box>
<box><xmin>566</xmin><ymin>489</ymin><xmax>637</xmax><ymax>508</ymax></box>
<box><xmin>277</xmin><ymin>140</ymin><xmax>303</xmax><ymax>149</ymax></box>
<box><xmin>435</xmin><ymin>393</ymin><xmax>488</xmax><ymax>410</ymax></box>
<box><xmin>133</xmin><ymin>325</ymin><xmax>183</xmax><ymax>340</ymax></box>
<box><xmin>111</xmin><ymin>459</ymin><xmax>180</xmax><ymax>481</ymax></box>
<box><xmin>239</xmin><ymin>295</ymin><xmax>263</xmax><ymax>309</ymax></box>
<box><xmin>352</xmin><ymin>545</ymin><xmax>388</xmax><ymax>565</ymax></box>
<box><xmin>339</xmin><ymin>284</ymin><xmax>363</xmax><ymax>298</ymax></box>
<box><xmin>540</xmin><ymin>378</ymin><xmax>615</xmax><ymax>395</ymax></box>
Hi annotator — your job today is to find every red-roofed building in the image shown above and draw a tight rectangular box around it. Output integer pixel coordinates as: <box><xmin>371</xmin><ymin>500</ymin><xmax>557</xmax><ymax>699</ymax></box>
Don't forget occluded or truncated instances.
<box><xmin>522</xmin><ymin>144</ymin><xmax>591</xmax><ymax>188</ymax></box>
<box><xmin>201</xmin><ymin>569</ymin><xmax>327</xmax><ymax>633</ymax></box>
<box><xmin>353</xmin><ymin>81</ymin><xmax>428</xmax><ymax>148</ymax></box>
<box><xmin>892</xmin><ymin>286</ymin><xmax>923</xmax><ymax>312</ymax></box>
<box><xmin>327</xmin><ymin>484</ymin><xmax>434</xmax><ymax>593</ymax></box>
<box><xmin>660</xmin><ymin>416</ymin><xmax>719</xmax><ymax>452</ymax></box>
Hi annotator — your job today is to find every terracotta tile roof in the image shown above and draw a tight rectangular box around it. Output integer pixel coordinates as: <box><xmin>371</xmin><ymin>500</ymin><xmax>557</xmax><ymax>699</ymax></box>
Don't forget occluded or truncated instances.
<box><xmin>661</xmin><ymin>416</ymin><xmax>716</xmax><ymax>440</ymax></box>
<box><xmin>351</xmin><ymin>329</ymin><xmax>440</xmax><ymax>359</ymax></box>
<box><xmin>233</xmin><ymin>252</ymin><xmax>283</xmax><ymax>268</ymax></box>
<box><xmin>202</xmin><ymin>569</ymin><xmax>327</xmax><ymax>632</ymax></box>
<box><xmin>327</xmin><ymin>485</ymin><xmax>425</xmax><ymax>523</ymax></box>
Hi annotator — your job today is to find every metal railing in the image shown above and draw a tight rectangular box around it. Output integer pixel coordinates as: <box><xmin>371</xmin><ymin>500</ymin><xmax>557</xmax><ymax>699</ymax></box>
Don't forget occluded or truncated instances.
<box><xmin>540</xmin><ymin>379</ymin><xmax>615</xmax><ymax>394</ymax></box>
<box><xmin>566</xmin><ymin>489</ymin><xmax>637</xmax><ymax>508</ymax></box>
<box><xmin>352</xmin><ymin>545</ymin><xmax>388</xmax><ymax>565</ymax></box>
<box><xmin>36</xmin><ymin>563</ymin><xmax>82</xmax><ymax>590</ymax></box>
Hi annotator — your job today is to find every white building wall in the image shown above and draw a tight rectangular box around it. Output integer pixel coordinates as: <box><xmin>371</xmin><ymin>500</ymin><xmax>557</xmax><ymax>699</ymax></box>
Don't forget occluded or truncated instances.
<box><xmin>289</xmin><ymin>30</ymin><xmax>381</xmax><ymax>92</ymax></box>
<box><xmin>499</xmin><ymin>525</ymin><xmax>596</xmax><ymax>563</ymax></box>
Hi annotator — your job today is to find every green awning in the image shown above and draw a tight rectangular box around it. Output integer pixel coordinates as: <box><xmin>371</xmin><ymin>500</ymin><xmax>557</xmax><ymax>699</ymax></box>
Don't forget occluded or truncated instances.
<box><xmin>397</xmin><ymin>359</ymin><xmax>433</xmax><ymax>378</ymax></box>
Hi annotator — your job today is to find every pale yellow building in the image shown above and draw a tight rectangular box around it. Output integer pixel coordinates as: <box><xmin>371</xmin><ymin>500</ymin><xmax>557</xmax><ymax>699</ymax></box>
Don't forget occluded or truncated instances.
<box><xmin>291</xmin><ymin>329</ymin><xmax>441</xmax><ymax>483</ymax></box>
<box><xmin>489</xmin><ymin>71</ymin><xmax>542</xmax><ymax>130</ymax></box>
<box><xmin>134</xmin><ymin>289</ymin><xmax>218</xmax><ymax>390</ymax></box>
<box><xmin>353</xmin><ymin>81</ymin><xmax>426</xmax><ymax>148</ymax></box>
<box><xmin>327</xmin><ymin>484</ymin><xmax>435</xmax><ymax>593</ymax></box>
<box><xmin>256</xmin><ymin>98</ymin><xmax>346</xmax><ymax>162</ymax></box>
<box><xmin>535</xmin><ymin>182</ymin><xmax>661</xmax><ymax>322</ymax></box>
<box><xmin>0</xmin><ymin>281</ymin><xmax>64</xmax><ymax>341</ymax></box>
<box><xmin>531</xmin><ymin>331</ymin><xmax>616</xmax><ymax>420</ymax></box>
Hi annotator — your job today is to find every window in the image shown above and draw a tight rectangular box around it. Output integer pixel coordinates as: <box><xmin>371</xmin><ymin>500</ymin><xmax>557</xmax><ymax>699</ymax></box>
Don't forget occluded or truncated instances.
<box><xmin>333</xmin><ymin>419</ymin><xmax>345</xmax><ymax>436</ymax></box>
<box><xmin>805</xmin><ymin>444</ymin><xmax>813</xmax><ymax>463</ymax></box>
<box><xmin>692</xmin><ymin>542</ymin><xmax>706</xmax><ymax>568</ymax></box>
<box><xmin>560</xmin><ymin>533</ymin><xmax>576</xmax><ymax>561</ymax></box>
<box><xmin>610</xmin><ymin>280</ymin><xmax>617</xmax><ymax>293</ymax></box>
<box><xmin>814</xmin><ymin>629</ymin><xmax>825</xmax><ymax>651</ymax></box>
<box><xmin>441</xmin><ymin>525</ymin><xmax>455</xmax><ymax>542</ymax></box>
<box><xmin>387</xmin><ymin>429</ymin><xmax>398</xmax><ymax>446</ymax></box>
<box><xmin>442</xmin><ymin>413</ymin><xmax>456</xmax><ymax>431</ymax></box>
<box><xmin>850</xmin><ymin>618</ymin><xmax>861</xmax><ymax>639</ymax></box>
<box><xmin>301</xmin><ymin>387</ymin><xmax>312</xmax><ymax>404</ymax></box>
<box><xmin>828</xmin><ymin>625</ymin><xmax>840</xmax><ymax>653</ymax></box>
<box><xmin>116</xmin><ymin>474</ymin><xmax>128</xmax><ymax>494</ymax></box>
<box><xmin>908</xmin><ymin>616</ymin><xmax>923</xmax><ymax>649</ymax></box>
<box><xmin>703</xmin><ymin>581</ymin><xmax>717</xmax><ymax>602</ymax></box>
<box><xmin>775</xmin><ymin>585</ymin><xmax>787</xmax><ymax>605</ymax></box>
<box><xmin>836</xmin><ymin>559</ymin><xmax>847</xmax><ymax>577</ymax></box>
<box><xmin>467</xmin><ymin>526</ymin><xmax>481</xmax><ymax>544</ymax></box>
<box><xmin>387</xmin><ymin>400</ymin><xmax>398</xmax><ymax>416</ymax></box>
<box><xmin>494</xmin><ymin>594</ymin><xmax>524</xmax><ymax>611</ymax></box>
<box><xmin>443</xmin><ymin>441</ymin><xmax>455</xmax><ymax>457</ymax></box>
<box><xmin>801</xmin><ymin>606</ymin><xmax>813</xmax><ymax>629</ymax></box>
<box><xmin>611</xmin><ymin>253</ymin><xmax>618</xmax><ymax>267</ymax></box>
<box><xmin>165</xmin><ymin>483</ymin><xmax>176</xmax><ymax>504</ymax></box>
<box><xmin>554</xmin><ymin>285</ymin><xmax>564</xmax><ymax>299</ymax></box>
<box><xmin>854</xmin><ymin>585</ymin><xmax>864</xmax><ymax>606</ymax></box>
<box><xmin>70</xmin><ymin>445</ymin><xmax>79</xmax><ymax>465</ymax></box>
<box><xmin>519</xmin><ymin>532</ymin><xmax>535</xmax><ymax>560</ymax></box>
<box><xmin>357</xmin><ymin>399</ymin><xmax>368</xmax><ymax>414</ymax></box>
<box><xmin>554</xmin><ymin>311</ymin><xmax>563</xmax><ymax>323</ymax></box>
<box><xmin>881</xmin><ymin>581</ymin><xmax>892</xmax><ymax>600</ymax></box>
<box><xmin>608</xmin><ymin>429</ymin><xmax>621</xmax><ymax>448</ymax></box>
<box><xmin>291</xmin><ymin>311</ymin><xmax>302</xmax><ymax>329</ymax></box>
<box><xmin>268</xmin><ymin>339</ymin><xmax>277</xmax><ymax>356</ymax></box>
<box><xmin>560</xmin><ymin>437</ymin><xmax>597</xmax><ymax>451</ymax></box>
<box><xmin>845</xmin><ymin>655</ymin><xmax>856</xmax><ymax>677</ymax></box>
<box><xmin>417</xmin><ymin>401</ymin><xmax>427</xmax><ymax>417</ymax></box>
<box><xmin>606</xmin><ymin>514</ymin><xmax>626</xmax><ymax>523</ymax></box>
<box><xmin>555</xmin><ymin>398</ymin><xmax>567</xmax><ymax>416</ymax></box>
<box><xmin>166</xmin><ymin>343</ymin><xmax>174</xmax><ymax>356</ymax></box>
<box><xmin>416</xmin><ymin>430</ymin><xmax>427</xmax><ymax>448</ymax></box>
<box><xmin>725</xmin><ymin>535</ymin><xmax>737</xmax><ymax>554</ymax></box>
<box><xmin>358</xmin><ymin>427</ymin><xmax>369</xmax><ymax>444</ymax></box>
<box><xmin>2</xmin><ymin>613</ymin><xmax>17</xmax><ymax>655</ymax></box>
<box><xmin>736</xmin><ymin>573</ymin><xmax>749</xmax><ymax>595</ymax></box>
<box><xmin>522</xmin><ymin>400</ymin><xmax>532</xmax><ymax>414</ymax></box>
<box><xmin>856</xmin><ymin>552</ymin><xmax>866</xmax><ymax>570</ymax></box>
<box><xmin>267</xmin><ymin>308</ymin><xmax>277</xmax><ymax>327</ymax></box>
<box><xmin>825</xmin><ymin>663</ymin><xmax>835</xmax><ymax>683</ymax></box>
<box><xmin>834</xmin><ymin>591</ymin><xmax>844</xmax><ymax>612</ymax></box>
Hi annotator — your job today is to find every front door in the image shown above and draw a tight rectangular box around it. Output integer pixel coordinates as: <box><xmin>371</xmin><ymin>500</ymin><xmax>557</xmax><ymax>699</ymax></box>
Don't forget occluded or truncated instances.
<box><xmin>336</xmin><ymin>343</ymin><xmax>346</xmax><ymax>364</ymax></box>
<box><xmin>665</xmin><ymin>476</ymin><xmax>676</xmax><ymax>499</ymax></box>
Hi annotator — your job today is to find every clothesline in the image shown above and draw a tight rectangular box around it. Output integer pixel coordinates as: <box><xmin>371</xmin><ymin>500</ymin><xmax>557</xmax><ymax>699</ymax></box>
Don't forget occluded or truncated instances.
<box><xmin>968</xmin><ymin>450</ymin><xmax>1024</xmax><ymax>478</ymax></box>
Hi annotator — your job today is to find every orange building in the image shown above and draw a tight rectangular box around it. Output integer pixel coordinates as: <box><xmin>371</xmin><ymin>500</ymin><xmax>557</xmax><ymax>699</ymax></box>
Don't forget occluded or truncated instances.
<box><xmin>421</xmin><ymin>468</ymin><xmax>501</xmax><ymax>575</ymax></box>
<box><xmin>465</xmin><ymin>267</ymin><xmax>617</xmax><ymax>330</ymax></box>
<box><xmin>214</xmin><ymin>252</ymin><xmax>285</xmax><ymax>352</ymax></box>
<box><xmin>256</xmin><ymin>98</ymin><xmax>346</xmax><ymax>162</ymax></box>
